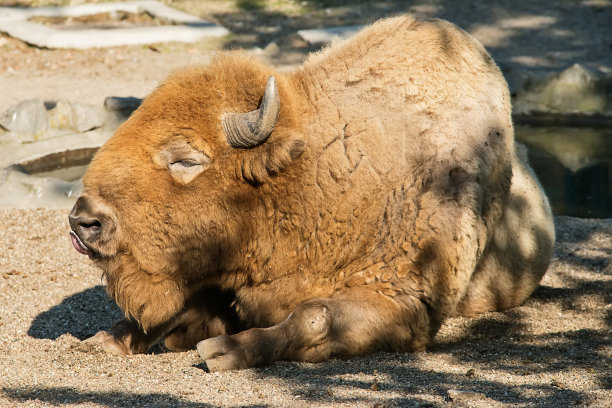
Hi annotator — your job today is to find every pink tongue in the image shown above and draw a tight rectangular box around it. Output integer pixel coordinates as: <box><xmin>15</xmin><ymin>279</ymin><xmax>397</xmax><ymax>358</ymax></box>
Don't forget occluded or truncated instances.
<box><xmin>70</xmin><ymin>232</ymin><xmax>90</xmax><ymax>255</ymax></box>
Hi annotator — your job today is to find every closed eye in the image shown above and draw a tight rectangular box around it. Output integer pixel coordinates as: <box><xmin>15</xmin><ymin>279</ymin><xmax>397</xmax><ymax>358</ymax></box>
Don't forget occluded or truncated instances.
<box><xmin>156</xmin><ymin>140</ymin><xmax>211</xmax><ymax>185</ymax></box>
<box><xmin>171</xmin><ymin>160</ymin><xmax>200</xmax><ymax>168</ymax></box>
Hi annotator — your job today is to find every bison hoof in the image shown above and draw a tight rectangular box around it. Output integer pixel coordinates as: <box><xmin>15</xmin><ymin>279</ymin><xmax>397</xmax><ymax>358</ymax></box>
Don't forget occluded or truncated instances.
<box><xmin>197</xmin><ymin>335</ymin><xmax>249</xmax><ymax>372</ymax></box>
<box><xmin>83</xmin><ymin>331</ymin><xmax>129</xmax><ymax>355</ymax></box>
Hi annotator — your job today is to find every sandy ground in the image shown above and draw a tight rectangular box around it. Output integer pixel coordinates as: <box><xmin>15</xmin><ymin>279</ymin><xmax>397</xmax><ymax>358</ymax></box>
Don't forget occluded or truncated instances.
<box><xmin>0</xmin><ymin>211</ymin><xmax>610</xmax><ymax>408</ymax></box>
<box><xmin>0</xmin><ymin>1</ymin><xmax>611</xmax><ymax>407</ymax></box>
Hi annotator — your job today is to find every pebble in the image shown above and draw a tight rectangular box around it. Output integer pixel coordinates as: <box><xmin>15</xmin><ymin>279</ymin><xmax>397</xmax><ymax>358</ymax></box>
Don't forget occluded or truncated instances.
<box><xmin>447</xmin><ymin>389</ymin><xmax>488</xmax><ymax>402</ymax></box>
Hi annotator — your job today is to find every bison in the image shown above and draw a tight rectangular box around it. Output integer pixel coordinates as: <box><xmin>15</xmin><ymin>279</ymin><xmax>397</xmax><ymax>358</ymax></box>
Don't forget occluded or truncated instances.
<box><xmin>68</xmin><ymin>16</ymin><xmax>555</xmax><ymax>371</ymax></box>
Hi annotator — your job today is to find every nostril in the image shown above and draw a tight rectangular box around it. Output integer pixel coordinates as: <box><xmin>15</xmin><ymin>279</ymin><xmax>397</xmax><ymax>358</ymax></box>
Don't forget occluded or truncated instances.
<box><xmin>73</xmin><ymin>217</ymin><xmax>104</xmax><ymax>243</ymax></box>
<box><xmin>68</xmin><ymin>196</ymin><xmax>115</xmax><ymax>256</ymax></box>
<box><xmin>80</xmin><ymin>219</ymin><xmax>102</xmax><ymax>230</ymax></box>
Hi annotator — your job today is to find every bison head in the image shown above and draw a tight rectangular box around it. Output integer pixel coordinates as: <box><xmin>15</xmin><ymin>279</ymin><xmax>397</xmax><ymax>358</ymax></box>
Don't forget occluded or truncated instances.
<box><xmin>68</xmin><ymin>57</ymin><xmax>305</xmax><ymax>330</ymax></box>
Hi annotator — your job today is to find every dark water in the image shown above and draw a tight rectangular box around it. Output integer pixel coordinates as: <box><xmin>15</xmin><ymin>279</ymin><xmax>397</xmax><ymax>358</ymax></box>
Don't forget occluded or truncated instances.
<box><xmin>516</xmin><ymin>125</ymin><xmax>612</xmax><ymax>218</ymax></box>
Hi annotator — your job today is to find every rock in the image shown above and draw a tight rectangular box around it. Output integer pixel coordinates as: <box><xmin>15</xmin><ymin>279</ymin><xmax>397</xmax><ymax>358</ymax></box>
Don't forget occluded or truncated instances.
<box><xmin>447</xmin><ymin>389</ymin><xmax>488</xmax><ymax>403</ymax></box>
<box><xmin>0</xmin><ymin>99</ymin><xmax>47</xmax><ymax>141</ymax></box>
<box><xmin>0</xmin><ymin>129</ymin><xmax>112</xmax><ymax>171</ymax></box>
<box><xmin>103</xmin><ymin>96</ymin><xmax>143</xmax><ymax>112</ymax></box>
<box><xmin>513</xmin><ymin>64</ymin><xmax>609</xmax><ymax>114</ymax></box>
<box><xmin>0</xmin><ymin>98</ymin><xmax>109</xmax><ymax>144</ymax></box>
<box><xmin>47</xmin><ymin>99</ymin><xmax>107</xmax><ymax>133</ymax></box>
<box><xmin>0</xmin><ymin>96</ymin><xmax>135</xmax><ymax>210</ymax></box>
<box><xmin>0</xmin><ymin>2</ymin><xmax>230</xmax><ymax>49</ymax></box>
<box><xmin>279</xmin><ymin>33</ymin><xmax>310</xmax><ymax>49</ymax></box>
<box><xmin>103</xmin><ymin>96</ymin><xmax>142</xmax><ymax>129</ymax></box>
<box><xmin>263</xmin><ymin>41</ymin><xmax>280</xmax><ymax>56</ymax></box>
<box><xmin>0</xmin><ymin>166</ymin><xmax>82</xmax><ymax>209</ymax></box>
<box><xmin>17</xmin><ymin>147</ymin><xmax>99</xmax><ymax>175</ymax></box>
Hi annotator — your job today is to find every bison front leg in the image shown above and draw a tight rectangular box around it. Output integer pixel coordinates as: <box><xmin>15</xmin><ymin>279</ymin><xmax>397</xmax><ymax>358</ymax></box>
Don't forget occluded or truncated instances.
<box><xmin>84</xmin><ymin>318</ymin><xmax>168</xmax><ymax>355</ymax></box>
<box><xmin>197</xmin><ymin>289</ymin><xmax>431</xmax><ymax>371</ymax></box>
<box><xmin>162</xmin><ymin>307</ymin><xmax>238</xmax><ymax>352</ymax></box>
<box><xmin>84</xmin><ymin>304</ymin><xmax>237</xmax><ymax>355</ymax></box>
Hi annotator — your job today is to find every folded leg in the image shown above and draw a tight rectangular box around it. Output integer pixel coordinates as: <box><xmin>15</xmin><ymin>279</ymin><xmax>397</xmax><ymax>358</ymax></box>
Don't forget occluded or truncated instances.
<box><xmin>197</xmin><ymin>287</ymin><xmax>431</xmax><ymax>371</ymax></box>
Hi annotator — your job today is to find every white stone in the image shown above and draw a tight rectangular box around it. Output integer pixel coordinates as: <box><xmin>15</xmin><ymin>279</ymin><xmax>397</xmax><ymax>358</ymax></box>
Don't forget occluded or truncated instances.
<box><xmin>0</xmin><ymin>100</ymin><xmax>48</xmax><ymax>140</ymax></box>
<box><xmin>48</xmin><ymin>100</ymin><xmax>107</xmax><ymax>133</ymax></box>
<box><xmin>0</xmin><ymin>1</ymin><xmax>229</xmax><ymax>49</ymax></box>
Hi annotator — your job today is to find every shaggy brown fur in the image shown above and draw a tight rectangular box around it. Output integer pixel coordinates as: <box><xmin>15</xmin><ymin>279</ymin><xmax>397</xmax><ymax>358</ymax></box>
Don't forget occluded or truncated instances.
<box><xmin>69</xmin><ymin>16</ymin><xmax>555</xmax><ymax>371</ymax></box>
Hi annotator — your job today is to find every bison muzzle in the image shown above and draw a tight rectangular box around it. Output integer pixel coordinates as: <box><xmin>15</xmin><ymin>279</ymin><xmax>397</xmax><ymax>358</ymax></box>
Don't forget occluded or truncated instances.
<box><xmin>68</xmin><ymin>16</ymin><xmax>555</xmax><ymax>371</ymax></box>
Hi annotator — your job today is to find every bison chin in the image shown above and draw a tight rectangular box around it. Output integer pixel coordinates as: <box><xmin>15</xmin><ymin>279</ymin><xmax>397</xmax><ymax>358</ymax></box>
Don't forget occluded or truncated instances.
<box><xmin>102</xmin><ymin>253</ymin><xmax>186</xmax><ymax>331</ymax></box>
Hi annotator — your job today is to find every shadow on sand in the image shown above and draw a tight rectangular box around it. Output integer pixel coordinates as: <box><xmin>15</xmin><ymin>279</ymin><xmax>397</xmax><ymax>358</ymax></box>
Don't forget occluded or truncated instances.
<box><xmin>27</xmin><ymin>285</ymin><xmax>122</xmax><ymax>341</ymax></box>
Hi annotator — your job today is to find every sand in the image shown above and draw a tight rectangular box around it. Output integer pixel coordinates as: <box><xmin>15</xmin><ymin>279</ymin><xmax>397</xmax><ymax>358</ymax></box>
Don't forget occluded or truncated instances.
<box><xmin>0</xmin><ymin>1</ymin><xmax>611</xmax><ymax>406</ymax></box>
<box><xmin>0</xmin><ymin>210</ymin><xmax>610</xmax><ymax>407</ymax></box>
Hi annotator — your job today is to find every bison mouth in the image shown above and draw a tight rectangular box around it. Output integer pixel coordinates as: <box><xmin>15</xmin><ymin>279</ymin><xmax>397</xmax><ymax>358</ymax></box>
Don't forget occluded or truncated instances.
<box><xmin>70</xmin><ymin>230</ymin><xmax>94</xmax><ymax>257</ymax></box>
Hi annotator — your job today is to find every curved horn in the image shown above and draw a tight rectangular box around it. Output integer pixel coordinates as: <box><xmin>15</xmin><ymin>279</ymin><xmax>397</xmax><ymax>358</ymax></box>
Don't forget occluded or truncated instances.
<box><xmin>222</xmin><ymin>76</ymin><xmax>280</xmax><ymax>149</ymax></box>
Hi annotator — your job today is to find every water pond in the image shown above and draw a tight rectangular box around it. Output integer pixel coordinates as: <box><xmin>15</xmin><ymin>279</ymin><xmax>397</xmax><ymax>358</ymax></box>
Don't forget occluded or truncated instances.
<box><xmin>516</xmin><ymin>125</ymin><xmax>611</xmax><ymax>218</ymax></box>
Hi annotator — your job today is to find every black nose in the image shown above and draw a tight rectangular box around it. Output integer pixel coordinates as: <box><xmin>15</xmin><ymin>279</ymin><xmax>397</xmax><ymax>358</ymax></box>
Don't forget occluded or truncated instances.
<box><xmin>69</xmin><ymin>196</ymin><xmax>104</xmax><ymax>245</ymax></box>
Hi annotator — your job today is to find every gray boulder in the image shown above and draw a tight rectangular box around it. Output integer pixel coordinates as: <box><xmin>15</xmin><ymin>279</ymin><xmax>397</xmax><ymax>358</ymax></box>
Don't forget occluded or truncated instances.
<box><xmin>47</xmin><ymin>100</ymin><xmax>108</xmax><ymax>133</ymax></box>
<box><xmin>0</xmin><ymin>99</ymin><xmax>48</xmax><ymax>142</ymax></box>
<box><xmin>514</xmin><ymin>64</ymin><xmax>609</xmax><ymax>114</ymax></box>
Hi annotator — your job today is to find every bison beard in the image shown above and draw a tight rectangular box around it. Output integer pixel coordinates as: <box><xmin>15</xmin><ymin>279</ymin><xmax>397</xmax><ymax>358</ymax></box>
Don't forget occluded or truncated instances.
<box><xmin>68</xmin><ymin>16</ymin><xmax>555</xmax><ymax>371</ymax></box>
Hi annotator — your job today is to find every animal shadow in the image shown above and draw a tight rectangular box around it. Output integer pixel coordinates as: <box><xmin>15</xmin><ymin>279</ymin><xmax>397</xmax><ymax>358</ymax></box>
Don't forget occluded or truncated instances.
<box><xmin>28</xmin><ymin>285</ymin><xmax>122</xmax><ymax>340</ymax></box>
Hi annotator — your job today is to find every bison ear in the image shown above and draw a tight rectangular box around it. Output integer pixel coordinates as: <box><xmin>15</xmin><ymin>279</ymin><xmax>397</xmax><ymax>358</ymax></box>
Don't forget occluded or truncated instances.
<box><xmin>236</xmin><ymin>136</ymin><xmax>306</xmax><ymax>184</ymax></box>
